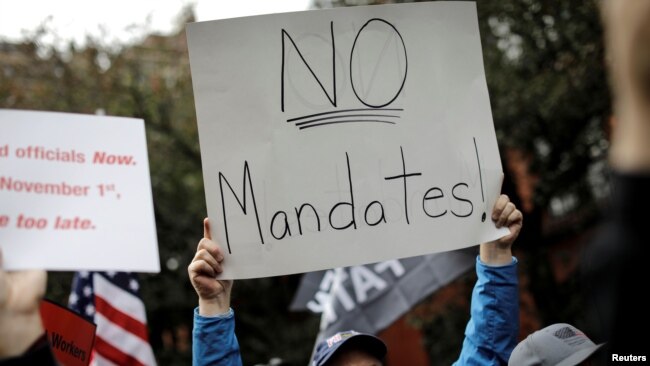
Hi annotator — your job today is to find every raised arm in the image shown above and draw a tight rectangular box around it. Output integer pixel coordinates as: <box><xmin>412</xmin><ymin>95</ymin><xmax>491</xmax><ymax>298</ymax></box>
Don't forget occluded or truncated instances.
<box><xmin>189</xmin><ymin>218</ymin><xmax>242</xmax><ymax>366</ymax></box>
<box><xmin>189</xmin><ymin>218</ymin><xmax>233</xmax><ymax>316</ymax></box>
<box><xmin>454</xmin><ymin>194</ymin><xmax>522</xmax><ymax>366</ymax></box>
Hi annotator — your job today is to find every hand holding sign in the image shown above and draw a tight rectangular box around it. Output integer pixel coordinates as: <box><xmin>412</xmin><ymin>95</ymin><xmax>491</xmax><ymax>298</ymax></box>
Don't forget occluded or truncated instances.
<box><xmin>480</xmin><ymin>194</ymin><xmax>523</xmax><ymax>266</ymax></box>
<box><xmin>189</xmin><ymin>218</ymin><xmax>233</xmax><ymax>316</ymax></box>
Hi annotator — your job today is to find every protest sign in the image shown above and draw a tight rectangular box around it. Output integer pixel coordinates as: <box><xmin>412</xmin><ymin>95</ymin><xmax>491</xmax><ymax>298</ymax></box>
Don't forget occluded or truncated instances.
<box><xmin>0</xmin><ymin>110</ymin><xmax>159</xmax><ymax>272</ymax></box>
<box><xmin>187</xmin><ymin>2</ymin><xmax>508</xmax><ymax>279</ymax></box>
<box><xmin>40</xmin><ymin>299</ymin><xmax>96</xmax><ymax>366</ymax></box>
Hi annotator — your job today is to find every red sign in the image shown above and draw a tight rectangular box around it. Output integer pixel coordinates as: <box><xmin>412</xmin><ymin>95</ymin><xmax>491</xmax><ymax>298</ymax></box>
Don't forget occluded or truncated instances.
<box><xmin>39</xmin><ymin>299</ymin><xmax>96</xmax><ymax>366</ymax></box>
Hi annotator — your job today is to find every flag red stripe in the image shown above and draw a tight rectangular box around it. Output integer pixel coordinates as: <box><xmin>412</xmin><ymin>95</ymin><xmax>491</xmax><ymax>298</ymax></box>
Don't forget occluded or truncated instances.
<box><xmin>95</xmin><ymin>295</ymin><xmax>149</xmax><ymax>342</ymax></box>
<box><xmin>94</xmin><ymin>336</ymin><xmax>146</xmax><ymax>366</ymax></box>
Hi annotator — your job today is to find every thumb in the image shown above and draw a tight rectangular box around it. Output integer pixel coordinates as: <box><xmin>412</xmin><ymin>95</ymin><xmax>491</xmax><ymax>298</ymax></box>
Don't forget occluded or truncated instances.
<box><xmin>203</xmin><ymin>218</ymin><xmax>212</xmax><ymax>240</ymax></box>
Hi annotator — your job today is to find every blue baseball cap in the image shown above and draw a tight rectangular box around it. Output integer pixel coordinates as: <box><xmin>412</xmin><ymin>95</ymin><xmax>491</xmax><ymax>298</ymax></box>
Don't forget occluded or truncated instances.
<box><xmin>312</xmin><ymin>330</ymin><xmax>387</xmax><ymax>366</ymax></box>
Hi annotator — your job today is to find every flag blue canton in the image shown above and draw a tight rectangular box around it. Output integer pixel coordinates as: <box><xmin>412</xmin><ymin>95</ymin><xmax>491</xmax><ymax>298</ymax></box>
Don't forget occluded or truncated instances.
<box><xmin>69</xmin><ymin>272</ymin><xmax>141</xmax><ymax>321</ymax></box>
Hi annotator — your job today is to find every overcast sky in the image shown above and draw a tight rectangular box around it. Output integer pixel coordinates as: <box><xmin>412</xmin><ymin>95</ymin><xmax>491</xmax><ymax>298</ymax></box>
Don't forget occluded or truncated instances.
<box><xmin>0</xmin><ymin>0</ymin><xmax>312</xmax><ymax>47</ymax></box>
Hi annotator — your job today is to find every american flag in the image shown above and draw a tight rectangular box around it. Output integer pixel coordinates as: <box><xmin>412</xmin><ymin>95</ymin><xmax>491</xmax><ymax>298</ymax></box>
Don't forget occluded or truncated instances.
<box><xmin>69</xmin><ymin>271</ymin><xmax>157</xmax><ymax>366</ymax></box>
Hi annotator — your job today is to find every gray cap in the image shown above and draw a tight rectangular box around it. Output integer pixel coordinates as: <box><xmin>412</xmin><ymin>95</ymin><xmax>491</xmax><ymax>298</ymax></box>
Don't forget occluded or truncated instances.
<box><xmin>508</xmin><ymin>323</ymin><xmax>604</xmax><ymax>366</ymax></box>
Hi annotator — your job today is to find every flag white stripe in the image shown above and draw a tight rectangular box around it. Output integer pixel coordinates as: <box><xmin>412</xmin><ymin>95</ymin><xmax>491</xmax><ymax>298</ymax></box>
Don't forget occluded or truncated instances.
<box><xmin>95</xmin><ymin>312</ymin><xmax>157</xmax><ymax>366</ymax></box>
<box><xmin>93</xmin><ymin>352</ymin><xmax>119</xmax><ymax>366</ymax></box>
<box><xmin>94</xmin><ymin>274</ymin><xmax>147</xmax><ymax>323</ymax></box>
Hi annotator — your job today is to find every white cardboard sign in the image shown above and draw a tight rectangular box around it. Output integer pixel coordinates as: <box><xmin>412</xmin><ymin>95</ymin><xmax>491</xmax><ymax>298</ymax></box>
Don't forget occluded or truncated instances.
<box><xmin>0</xmin><ymin>110</ymin><xmax>159</xmax><ymax>272</ymax></box>
<box><xmin>187</xmin><ymin>2</ymin><xmax>507</xmax><ymax>279</ymax></box>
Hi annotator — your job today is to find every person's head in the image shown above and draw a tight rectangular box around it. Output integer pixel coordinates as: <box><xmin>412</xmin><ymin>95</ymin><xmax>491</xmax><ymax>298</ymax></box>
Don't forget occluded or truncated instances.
<box><xmin>509</xmin><ymin>323</ymin><xmax>604</xmax><ymax>366</ymax></box>
<box><xmin>312</xmin><ymin>330</ymin><xmax>387</xmax><ymax>366</ymax></box>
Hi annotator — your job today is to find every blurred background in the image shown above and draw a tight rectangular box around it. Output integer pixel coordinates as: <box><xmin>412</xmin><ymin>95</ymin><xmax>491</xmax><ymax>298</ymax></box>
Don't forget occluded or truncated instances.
<box><xmin>0</xmin><ymin>0</ymin><xmax>611</xmax><ymax>364</ymax></box>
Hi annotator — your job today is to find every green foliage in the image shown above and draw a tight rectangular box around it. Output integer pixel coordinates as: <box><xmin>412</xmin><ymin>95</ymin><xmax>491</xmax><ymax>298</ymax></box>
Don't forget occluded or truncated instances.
<box><xmin>480</xmin><ymin>1</ymin><xmax>610</xmax><ymax>212</ymax></box>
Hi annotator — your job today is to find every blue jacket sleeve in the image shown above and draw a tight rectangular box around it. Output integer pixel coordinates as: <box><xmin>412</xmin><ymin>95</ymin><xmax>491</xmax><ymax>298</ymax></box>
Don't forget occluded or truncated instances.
<box><xmin>453</xmin><ymin>256</ymin><xmax>519</xmax><ymax>366</ymax></box>
<box><xmin>192</xmin><ymin>307</ymin><xmax>243</xmax><ymax>366</ymax></box>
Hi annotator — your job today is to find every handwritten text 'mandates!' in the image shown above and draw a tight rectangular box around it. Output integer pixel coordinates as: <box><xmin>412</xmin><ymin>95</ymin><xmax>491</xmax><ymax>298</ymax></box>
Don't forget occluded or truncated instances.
<box><xmin>217</xmin><ymin>147</ymin><xmax>480</xmax><ymax>254</ymax></box>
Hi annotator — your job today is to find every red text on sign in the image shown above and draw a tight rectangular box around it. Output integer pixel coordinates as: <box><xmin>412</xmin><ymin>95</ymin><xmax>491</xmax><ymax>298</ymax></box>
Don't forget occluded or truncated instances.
<box><xmin>17</xmin><ymin>214</ymin><xmax>47</xmax><ymax>229</ymax></box>
<box><xmin>54</xmin><ymin>216</ymin><xmax>94</xmax><ymax>230</ymax></box>
<box><xmin>93</xmin><ymin>151</ymin><xmax>136</xmax><ymax>166</ymax></box>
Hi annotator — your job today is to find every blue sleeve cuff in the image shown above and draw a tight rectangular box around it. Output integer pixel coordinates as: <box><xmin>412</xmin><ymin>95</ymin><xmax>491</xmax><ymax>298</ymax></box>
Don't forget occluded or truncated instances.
<box><xmin>477</xmin><ymin>256</ymin><xmax>518</xmax><ymax>268</ymax></box>
<box><xmin>475</xmin><ymin>256</ymin><xmax>518</xmax><ymax>285</ymax></box>
<box><xmin>194</xmin><ymin>307</ymin><xmax>234</xmax><ymax>321</ymax></box>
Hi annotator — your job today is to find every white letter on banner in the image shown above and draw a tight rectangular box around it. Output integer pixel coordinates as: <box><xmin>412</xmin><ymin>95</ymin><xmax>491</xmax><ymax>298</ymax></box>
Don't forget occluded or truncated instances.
<box><xmin>307</xmin><ymin>291</ymin><xmax>338</xmax><ymax>326</ymax></box>
<box><xmin>350</xmin><ymin>266</ymin><xmax>387</xmax><ymax>303</ymax></box>
<box><xmin>374</xmin><ymin>260</ymin><xmax>405</xmax><ymax>277</ymax></box>
<box><xmin>307</xmin><ymin>268</ymin><xmax>355</xmax><ymax>314</ymax></box>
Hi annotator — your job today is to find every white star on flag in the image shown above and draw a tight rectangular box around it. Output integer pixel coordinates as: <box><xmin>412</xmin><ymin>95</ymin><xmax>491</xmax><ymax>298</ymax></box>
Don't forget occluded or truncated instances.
<box><xmin>129</xmin><ymin>279</ymin><xmax>139</xmax><ymax>292</ymax></box>
<box><xmin>85</xmin><ymin>304</ymin><xmax>95</xmax><ymax>316</ymax></box>
<box><xmin>69</xmin><ymin>292</ymin><xmax>79</xmax><ymax>306</ymax></box>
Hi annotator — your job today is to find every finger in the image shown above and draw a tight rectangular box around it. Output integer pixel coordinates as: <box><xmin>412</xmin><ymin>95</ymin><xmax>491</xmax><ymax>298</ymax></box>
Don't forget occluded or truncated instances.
<box><xmin>193</xmin><ymin>249</ymin><xmax>222</xmax><ymax>274</ymax></box>
<box><xmin>189</xmin><ymin>260</ymin><xmax>216</xmax><ymax>279</ymax></box>
<box><xmin>213</xmin><ymin>243</ymin><xmax>225</xmax><ymax>264</ymax></box>
<box><xmin>492</xmin><ymin>194</ymin><xmax>509</xmax><ymax>221</ymax></box>
<box><xmin>507</xmin><ymin>210</ymin><xmax>523</xmax><ymax>236</ymax></box>
<box><xmin>497</xmin><ymin>202</ymin><xmax>516</xmax><ymax>228</ymax></box>
<box><xmin>507</xmin><ymin>207</ymin><xmax>523</xmax><ymax>226</ymax></box>
<box><xmin>204</xmin><ymin>218</ymin><xmax>212</xmax><ymax>240</ymax></box>
<box><xmin>498</xmin><ymin>210</ymin><xmax>523</xmax><ymax>244</ymax></box>
<box><xmin>197</xmin><ymin>238</ymin><xmax>224</xmax><ymax>262</ymax></box>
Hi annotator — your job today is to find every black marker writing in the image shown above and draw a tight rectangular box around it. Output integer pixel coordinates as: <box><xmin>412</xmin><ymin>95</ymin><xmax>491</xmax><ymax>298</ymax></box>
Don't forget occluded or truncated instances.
<box><xmin>281</xmin><ymin>18</ymin><xmax>407</xmax><ymax>131</ymax></box>
<box><xmin>350</xmin><ymin>18</ymin><xmax>408</xmax><ymax>108</ymax></box>
<box><xmin>281</xmin><ymin>22</ymin><xmax>336</xmax><ymax>112</ymax></box>
<box><xmin>219</xmin><ymin>161</ymin><xmax>264</xmax><ymax>254</ymax></box>
<box><xmin>384</xmin><ymin>146</ymin><xmax>422</xmax><ymax>224</ymax></box>
<box><xmin>473</xmin><ymin>137</ymin><xmax>486</xmax><ymax>222</ymax></box>
<box><xmin>328</xmin><ymin>152</ymin><xmax>357</xmax><ymax>230</ymax></box>
<box><xmin>289</xmin><ymin>108</ymin><xmax>403</xmax><ymax>130</ymax></box>
<box><xmin>451</xmin><ymin>183</ymin><xmax>473</xmax><ymax>218</ymax></box>
<box><xmin>218</xmin><ymin>147</ymin><xmax>483</xmax><ymax>252</ymax></box>
<box><xmin>364</xmin><ymin>200</ymin><xmax>387</xmax><ymax>226</ymax></box>
<box><xmin>270</xmin><ymin>211</ymin><xmax>291</xmax><ymax>240</ymax></box>
<box><xmin>295</xmin><ymin>203</ymin><xmax>321</xmax><ymax>235</ymax></box>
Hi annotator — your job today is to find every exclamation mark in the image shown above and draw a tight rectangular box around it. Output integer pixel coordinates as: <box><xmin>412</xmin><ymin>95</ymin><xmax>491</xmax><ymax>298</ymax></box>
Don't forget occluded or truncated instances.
<box><xmin>473</xmin><ymin>137</ymin><xmax>486</xmax><ymax>222</ymax></box>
